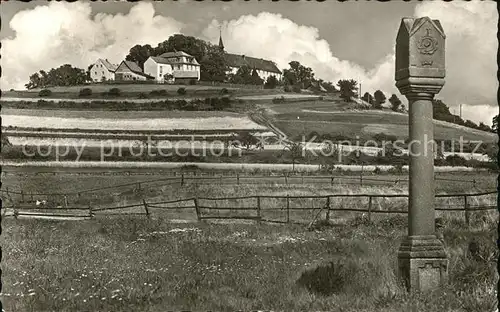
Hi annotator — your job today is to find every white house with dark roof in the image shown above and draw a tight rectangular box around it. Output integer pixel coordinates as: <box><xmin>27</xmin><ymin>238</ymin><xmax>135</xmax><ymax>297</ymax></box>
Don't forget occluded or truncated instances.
<box><xmin>218</xmin><ymin>34</ymin><xmax>282</xmax><ymax>83</ymax></box>
<box><xmin>90</xmin><ymin>59</ymin><xmax>118</xmax><ymax>82</ymax></box>
<box><xmin>115</xmin><ymin>61</ymin><xmax>154</xmax><ymax>81</ymax></box>
<box><xmin>144</xmin><ymin>51</ymin><xmax>200</xmax><ymax>83</ymax></box>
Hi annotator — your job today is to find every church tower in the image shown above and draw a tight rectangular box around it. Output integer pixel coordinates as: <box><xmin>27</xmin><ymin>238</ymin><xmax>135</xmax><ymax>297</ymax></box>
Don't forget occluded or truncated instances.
<box><xmin>218</xmin><ymin>26</ymin><xmax>225</xmax><ymax>52</ymax></box>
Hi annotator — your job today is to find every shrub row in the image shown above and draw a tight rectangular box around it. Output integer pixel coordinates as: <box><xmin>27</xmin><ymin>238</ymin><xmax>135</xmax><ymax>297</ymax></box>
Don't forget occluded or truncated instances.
<box><xmin>40</xmin><ymin>87</ymin><xmax>231</xmax><ymax>98</ymax></box>
<box><xmin>4</xmin><ymin>97</ymin><xmax>232</xmax><ymax>111</ymax></box>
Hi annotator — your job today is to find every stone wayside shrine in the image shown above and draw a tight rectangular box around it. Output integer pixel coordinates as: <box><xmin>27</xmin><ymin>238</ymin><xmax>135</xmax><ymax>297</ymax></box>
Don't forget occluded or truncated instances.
<box><xmin>395</xmin><ymin>17</ymin><xmax>448</xmax><ymax>292</ymax></box>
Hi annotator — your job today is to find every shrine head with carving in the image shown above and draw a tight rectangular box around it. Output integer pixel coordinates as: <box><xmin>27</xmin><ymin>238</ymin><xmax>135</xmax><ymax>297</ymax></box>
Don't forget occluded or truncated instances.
<box><xmin>395</xmin><ymin>17</ymin><xmax>446</xmax><ymax>96</ymax></box>
<box><xmin>395</xmin><ymin>17</ymin><xmax>446</xmax><ymax>82</ymax></box>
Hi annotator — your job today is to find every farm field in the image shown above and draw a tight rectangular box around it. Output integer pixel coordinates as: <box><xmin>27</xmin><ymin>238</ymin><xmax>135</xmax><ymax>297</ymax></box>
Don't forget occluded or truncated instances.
<box><xmin>1</xmin><ymin>108</ymin><xmax>245</xmax><ymax>119</ymax></box>
<box><xmin>1</xmin><ymin>214</ymin><xmax>497</xmax><ymax>312</ymax></box>
<box><xmin>2</xmin><ymin>112</ymin><xmax>266</xmax><ymax>132</ymax></box>
<box><xmin>271</xmin><ymin>109</ymin><xmax>496</xmax><ymax>143</ymax></box>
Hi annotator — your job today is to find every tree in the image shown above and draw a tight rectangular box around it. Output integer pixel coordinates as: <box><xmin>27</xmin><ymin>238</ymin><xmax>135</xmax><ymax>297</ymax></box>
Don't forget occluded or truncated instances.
<box><xmin>464</xmin><ymin>119</ymin><xmax>478</xmax><ymax>129</ymax></box>
<box><xmin>336</xmin><ymin>79</ymin><xmax>358</xmax><ymax>102</ymax></box>
<box><xmin>230</xmin><ymin>65</ymin><xmax>253</xmax><ymax>84</ymax></box>
<box><xmin>251</xmin><ymin>69</ymin><xmax>264</xmax><ymax>85</ymax></box>
<box><xmin>264</xmin><ymin>75</ymin><xmax>279</xmax><ymax>89</ymax></box>
<box><xmin>283</xmin><ymin>142</ymin><xmax>304</xmax><ymax>171</ymax></box>
<box><xmin>25</xmin><ymin>64</ymin><xmax>89</xmax><ymax>89</ymax></box>
<box><xmin>283</xmin><ymin>61</ymin><xmax>315</xmax><ymax>89</ymax></box>
<box><xmin>361</xmin><ymin>92</ymin><xmax>374</xmax><ymax>105</ymax></box>
<box><xmin>125</xmin><ymin>44</ymin><xmax>154</xmax><ymax>70</ymax></box>
<box><xmin>373</xmin><ymin>90</ymin><xmax>386</xmax><ymax>109</ymax></box>
<box><xmin>200</xmin><ymin>49</ymin><xmax>228</xmax><ymax>82</ymax></box>
<box><xmin>388</xmin><ymin>94</ymin><xmax>402</xmax><ymax>111</ymax></box>
<box><xmin>477</xmin><ymin>122</ymin><xmax>492</xmax><ymax>132</ymax></box>
<box><xmin>321</xmin><ymin>81</ymin><xmax>337</xmax><ymax>93</ymax></box>
<box><xmin>233</xmin><ymin>131</ymin><xmax>259</xmax><ymax>150</ymax></box>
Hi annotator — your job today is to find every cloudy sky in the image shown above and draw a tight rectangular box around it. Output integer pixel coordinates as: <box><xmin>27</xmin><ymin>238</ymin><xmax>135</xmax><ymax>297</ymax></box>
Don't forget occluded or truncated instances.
<box><xmin>1</xmin><ymin>0</ymin><xmax>497</xmax><ymax>125</ymax></box>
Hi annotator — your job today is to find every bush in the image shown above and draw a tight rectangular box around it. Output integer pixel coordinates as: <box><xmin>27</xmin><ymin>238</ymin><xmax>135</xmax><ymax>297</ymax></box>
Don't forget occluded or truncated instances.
<box><xmin>108</xmin><ymin>88</ymin><xmax>121</xmax><ymax>97</ymax></box>
<box><xmin>292</xmin><ymin>85</ymin><xmax>302</xmax><ymax>93</ymax></box>
<box><xmin>264</xmin><ymin>76</ymin><xmax>279</xmax><ymax>89</ymax></box>
<box><xmin>38</xmin><ymin>89</ymin><xmax>52</xmax><ymax>97</ymax></box>
<box><xmin>177</xmin><ymin>87</ymin><xmax>187</xmax><ymax>95</ymax></box>
<box><xmin>78</xmin><ymin>88</ymin><xmax>92</xmax><ymax>97</ymax></box>
<box><xmin>138</xmin><ymin>92</ymin><xmax>149</xmax><ymax>99</ymax></box>
<box><xmin>220</xmin><ymin>88</ymin><xmax>229</xmax><ymax>95</ymax></box>
<box><xmin>372</xmin><ymin>133</ymin><xmax>398</xmax><ymax>144</ymax></box>
<box><xmin>444</xmin><ymin>154</ymin><xmax>468</xmax><ymax>167</ymax></box>
<box><xmin>150</xmin><ymin>89</ymin><xmax>168</xmax><ymax>96</ymax></box>
<box><xmin>272</xmin><ymin>96</ymin><xmax>286</xmax><ymax>104</ymax></box>
<box><xmin>284</xmin><ymin>85</ymin><xmax>292</xmax><ymax>92</ymax></box>
<box><xmin>189</xmin><ymin>79</ymin><xmax>197</xmax><ymax>86</ymax></box>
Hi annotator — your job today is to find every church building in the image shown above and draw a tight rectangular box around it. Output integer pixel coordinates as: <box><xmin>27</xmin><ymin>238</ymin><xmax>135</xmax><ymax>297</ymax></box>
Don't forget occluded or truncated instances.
<box><xmin>218</xmin><ymin>33</ymin><xmax>283</xmax><ymax>83</ymax></box>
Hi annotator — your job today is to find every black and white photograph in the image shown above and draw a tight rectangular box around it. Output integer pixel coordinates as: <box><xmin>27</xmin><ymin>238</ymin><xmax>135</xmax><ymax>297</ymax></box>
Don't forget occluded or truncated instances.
<box><xmin>0</xmin><ymin>0</ymin><xmax>498</xmax><ymax>311</ymax></box>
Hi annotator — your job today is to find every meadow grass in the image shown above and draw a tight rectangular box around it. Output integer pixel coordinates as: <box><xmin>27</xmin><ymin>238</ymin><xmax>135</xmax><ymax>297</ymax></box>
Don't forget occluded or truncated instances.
<box><xmin>1</xmin><ymin>213</ymin><xmax>497</xmax><ymax>312</ymax></box>
<box><xmin>271</xmin><ymin>110</ymin><xmax>496</xmax><ymax>143</ymax></box>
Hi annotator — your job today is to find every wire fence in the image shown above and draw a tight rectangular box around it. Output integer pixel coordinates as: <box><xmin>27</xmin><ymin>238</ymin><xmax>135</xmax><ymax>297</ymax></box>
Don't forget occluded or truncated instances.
<box><xmin>0</xmin><ymin>172</ymin><xmax>484</xmax><ymax>200</ymax></box>
<box><xmin>2</xmin><ymin>189</ymin><xmax>496</xmax><ymax>227</ymax></box>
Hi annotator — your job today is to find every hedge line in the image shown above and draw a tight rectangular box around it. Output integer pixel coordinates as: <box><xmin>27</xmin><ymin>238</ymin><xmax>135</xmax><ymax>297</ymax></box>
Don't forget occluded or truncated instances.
<box><xmin>1</xmin><ymin>97</ymin><xmax>232</xmax><ymax>111</ymax></box>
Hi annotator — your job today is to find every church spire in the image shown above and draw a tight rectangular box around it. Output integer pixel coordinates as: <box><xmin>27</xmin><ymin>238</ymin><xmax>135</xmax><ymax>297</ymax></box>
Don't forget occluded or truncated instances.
<box><xmin>218</xmin><ymin>25</ymin><xmax>225</xmax><ymax>52</ymax></box>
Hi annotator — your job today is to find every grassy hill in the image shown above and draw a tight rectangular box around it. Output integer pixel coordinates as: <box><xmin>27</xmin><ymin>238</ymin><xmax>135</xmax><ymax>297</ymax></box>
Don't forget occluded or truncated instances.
<box><xmin>264</xmin><ymin>98</ymin><xmax>496</xmax><ymax>143</ymax></box>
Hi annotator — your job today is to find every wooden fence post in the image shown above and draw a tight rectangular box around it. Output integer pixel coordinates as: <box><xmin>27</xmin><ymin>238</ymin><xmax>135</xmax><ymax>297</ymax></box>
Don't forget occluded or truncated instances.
<box><xmin>360</xmin><ymin>171</ymin><xmax>363</xmax><ymax>186</ymax></box>
<box><xmin>368</xmin><ymin>196</ymin><xmax>373</xmax><ymax>222</ymax></box>
<box><xmin>89</xmin><ymin>205</ymin><xmax>93</xmax><ymax>219</ymax></box>
<box><xmin>286</xmin><ymin>195</ymin><xmax>290</xmax><ymax>223</ymax></box>
<box><xmin>237</xmin><ymin>173</ymin><xmax>240</xmax><ymax>185</ymax></box>
<box><xmin>64</xmin><ymin>195</ymin><xmax>68</xmax><ymax>209</ymax></box>
<box><xmin>30</xmin><ymin>192</ymin><xmax>34</xmax><ymax>203</ymax></box>
<box><xmin>142</xmin><ymin>199</ymin><xmax>150</xmax><ymax>218</ymax></box>
<box><xmin>181</xmin><ymin>174</ymin><xmax>185</xmax><ymax>186</ymax></box>
<box><xmin>464</xmin><ymin>195</ymin><xmax>470</xmax><ymax>227</ymax></box>
<box><xmin>331</xmin><ymin>176</ymin><xmax>334</xmax><ymax>186</ymax></box>
<box><xmin>285</xmin><ymin>175</ymin><xmax>288</xmax><ymax>185</ymax></box>
<box><xmin>21</xmin><ymin>190</ymin><xmax>25</xmax><ymax>203</ymax></box>
<box><xmin>194</xmin><ymin>197</ymin><xmax>201</xmax><ymax>221</ymax></box>
<box><xmin>326</xmin><ymin>196</ymin><xmax>331</xmax><ymax>222</ymax></box>
<box><xmin>257</xmin><ymin>196</ymin><xmax>261</xmax><ymax>223</ymax></box>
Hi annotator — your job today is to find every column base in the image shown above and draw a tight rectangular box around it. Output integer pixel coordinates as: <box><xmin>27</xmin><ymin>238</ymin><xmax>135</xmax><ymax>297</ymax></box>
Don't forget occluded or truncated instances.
<box><xmin>398</xmin><ymin>235</ymin><xmax>448</xmax><ymax>292</ymax></box>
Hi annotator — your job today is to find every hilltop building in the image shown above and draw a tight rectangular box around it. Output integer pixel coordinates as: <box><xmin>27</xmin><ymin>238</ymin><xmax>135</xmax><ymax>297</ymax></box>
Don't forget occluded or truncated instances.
<box><xmin>115</xmin><ymin>61</ymin><xmax>154</xmax><ymax>81</ymax></box>
<box><xmin>218</xmin><ymin>33</ymin><xmax>282</xmax><ymax>82</ymax></box>
<box><xmin>90</xmin><ymin>59</ymin><xmax>118</xmax><ymax>82</ymax></box>
<box><xmin>144</xmin><ymin>51</ymin><xmax>201</xmax><ymax>83</ymax></box>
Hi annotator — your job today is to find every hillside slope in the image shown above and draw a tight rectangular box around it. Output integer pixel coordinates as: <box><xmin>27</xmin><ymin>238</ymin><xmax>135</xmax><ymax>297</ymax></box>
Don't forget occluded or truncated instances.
<box><xmin>263</xmin><ymin>99</ymin><xmax>496</xmax><ymax>143</ymax></box>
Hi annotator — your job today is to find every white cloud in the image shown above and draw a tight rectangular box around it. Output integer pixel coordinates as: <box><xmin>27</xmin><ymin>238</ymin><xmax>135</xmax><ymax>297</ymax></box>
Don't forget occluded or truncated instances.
<box><xmin>1</xmin><ymin>2</ymin><xmax>183</xmax><ymax>90</ymax></box>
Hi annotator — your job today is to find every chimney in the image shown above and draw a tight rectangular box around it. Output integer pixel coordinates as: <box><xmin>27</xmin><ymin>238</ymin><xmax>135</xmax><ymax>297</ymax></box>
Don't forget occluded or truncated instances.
<box><xmin>242</xmin><ymin>55</ymin><xmax>246</xmax><ymax>60</ymax></box>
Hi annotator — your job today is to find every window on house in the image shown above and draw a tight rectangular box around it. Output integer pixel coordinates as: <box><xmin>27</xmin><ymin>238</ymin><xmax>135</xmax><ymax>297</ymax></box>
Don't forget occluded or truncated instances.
<box><xmin>160</xmin><ymin>66</ymin><xmax>163</xmax><ymax>73</ymax></box>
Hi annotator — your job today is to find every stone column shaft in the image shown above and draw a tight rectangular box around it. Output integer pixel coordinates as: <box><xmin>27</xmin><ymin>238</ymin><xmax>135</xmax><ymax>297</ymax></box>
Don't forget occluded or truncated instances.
<box><xmin>408</xmin><ymin>93</ymin><xmax>435</xmax><ymax>237</ymax></box>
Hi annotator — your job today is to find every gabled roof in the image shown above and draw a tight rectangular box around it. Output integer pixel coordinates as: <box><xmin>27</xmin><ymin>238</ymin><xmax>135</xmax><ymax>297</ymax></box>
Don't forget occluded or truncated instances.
<box><xmin>149</xmin><ymin>56</ymin><xmax>173</xmax><ymax>65</ymax></box>
<box><xmin>224</xmin><ymin>53</ymin><xmax>282</xmax><ymax>74</ymax></box>
<box><xmin>117</xmin><ymin>61</ymin><xmax>154</xmax><ymax>79</ymax></box>
<box><xmin>100</xmin><ymin>59</ymin><xmax>118</xmax><ymax>72</ymax></box>
<box><xmin>150</xmin><ymin>54</ymin><xmax>200</xmax><ymax>66</ymax></box>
